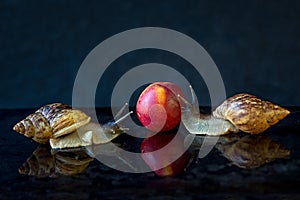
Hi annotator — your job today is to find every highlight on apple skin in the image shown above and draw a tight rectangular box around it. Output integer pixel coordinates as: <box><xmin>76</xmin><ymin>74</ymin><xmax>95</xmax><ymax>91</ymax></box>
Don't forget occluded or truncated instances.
<box><xmin>136</xmin><ymin>82</ymin><xmax>184</xmax><ymax>132</ymax></box>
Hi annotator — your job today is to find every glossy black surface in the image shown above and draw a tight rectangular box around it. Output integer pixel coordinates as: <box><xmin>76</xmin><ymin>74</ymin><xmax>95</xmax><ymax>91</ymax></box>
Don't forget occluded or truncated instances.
<box><xmin>1</xmin><ymin>107</ymin><xmax>300</xmax><ymax>199</ymax></box>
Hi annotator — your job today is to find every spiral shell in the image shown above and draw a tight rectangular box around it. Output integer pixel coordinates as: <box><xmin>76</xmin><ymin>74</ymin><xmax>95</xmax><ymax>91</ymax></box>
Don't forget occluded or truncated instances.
<box><xmin>213</xmin><ymin>93</ymin><xmax>290</xmax><ymax>134</ymax></box>
<box><xmin>13</xmin><ymin>103</ymin><xmax>91</xmax><ymax>144</ymax></box>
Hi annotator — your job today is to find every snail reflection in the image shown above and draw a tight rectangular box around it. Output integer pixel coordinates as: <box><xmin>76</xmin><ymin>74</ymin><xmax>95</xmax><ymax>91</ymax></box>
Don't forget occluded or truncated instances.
<box><xmin>19</xmin><ymin>141</ymin><xmax>145</xmax><ymax>178</ymax></box>
<box><xmin>190</xmin><ymin>134</ymin><xmax>290</xmax><ymax>169</ymax></box>
<box><xmin>19</xmin><ymin>145</ymin><xmax>93</xmax><ymax>178</ymax></box>
<box><xmin>215</xmin><ymin>134</ymin><xmax>290</xmax><ymax>168</ymax></box>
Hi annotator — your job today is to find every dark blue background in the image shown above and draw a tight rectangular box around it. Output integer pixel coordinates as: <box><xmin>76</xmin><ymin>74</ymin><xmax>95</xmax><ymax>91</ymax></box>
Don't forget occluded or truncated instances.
<box><xmin>1</xmin><ymin>0</ymin><xmax>299</xmax><ymax>108</ymax></box>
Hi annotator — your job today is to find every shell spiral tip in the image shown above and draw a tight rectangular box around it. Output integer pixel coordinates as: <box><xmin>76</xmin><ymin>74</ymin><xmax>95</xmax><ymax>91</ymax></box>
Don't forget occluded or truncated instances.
<box><xmin>13</xmin><ymin>123</ymin><xmax>24</xmax><ymax>134</ymax></box>
<box><xmin>276</xmin><ymin>106</ymin><xmax>290</xmax><ymax>119</ymax></box>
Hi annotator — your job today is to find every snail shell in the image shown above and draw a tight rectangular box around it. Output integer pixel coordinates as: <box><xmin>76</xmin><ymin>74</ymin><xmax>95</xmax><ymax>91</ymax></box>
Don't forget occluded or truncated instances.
<box><xmin>13</xmin><ymin>103</ymin><xmax>91</xmax><ymax>144</ymax></box>
<box><xmin>213</xmin><ymin>93</ymin><xmax>290</xmax><ymax>134</ymax></box>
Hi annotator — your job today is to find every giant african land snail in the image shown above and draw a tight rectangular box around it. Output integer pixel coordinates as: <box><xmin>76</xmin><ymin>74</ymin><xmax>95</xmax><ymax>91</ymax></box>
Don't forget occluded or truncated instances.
<box><xmin>13</xmin><ymin>103</ymin><xmax>132</xmax><ymax>149</ymax></box>
<box><xmin>178</xmin><ymin>86</ymin><xmax>290</xmax><ymax>135</ymax></box>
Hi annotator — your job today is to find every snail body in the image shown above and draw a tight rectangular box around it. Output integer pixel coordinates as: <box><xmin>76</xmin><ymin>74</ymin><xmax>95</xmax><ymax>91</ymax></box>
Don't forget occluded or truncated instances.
<box><xmin>178</xmin><ymin>86</ymin><xmax>290</xmax><ymax>136</ymax></box>
<box><xmin>178</xmin><ymin>95</ymin><xmax>239</xmax><ymax>135</ymax></box>
<box><xmin>49</xmin><ymin>115</ymin><xmax>131</xmax><ymax>149</ymax></box>
<box><xmin>13</xmin><ymin>103</ymin><xmax>131</xmax><ymax>149</ymax></box>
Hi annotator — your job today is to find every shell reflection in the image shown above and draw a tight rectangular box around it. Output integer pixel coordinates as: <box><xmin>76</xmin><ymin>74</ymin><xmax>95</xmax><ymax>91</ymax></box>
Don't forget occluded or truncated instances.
<box><xmin>19</xmin><ymin>145</ymin><xmax>93</xmax><ymax>178</ymax></box>
<box><xmin>215</xmin><ymin>134</ymin><xmax>290</xmax><ymax>168</ymax></box>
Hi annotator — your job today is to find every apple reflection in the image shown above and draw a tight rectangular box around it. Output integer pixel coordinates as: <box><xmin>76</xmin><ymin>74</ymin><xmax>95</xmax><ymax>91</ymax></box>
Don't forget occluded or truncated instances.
<box><xmin>140</xmin><ymin>132</ymin><xmax>192</xmax><ymax>177</ymax></box>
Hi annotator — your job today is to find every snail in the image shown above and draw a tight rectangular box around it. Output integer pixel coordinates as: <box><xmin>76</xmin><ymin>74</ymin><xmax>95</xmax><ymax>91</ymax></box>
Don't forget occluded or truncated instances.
<box><xmin>178</xmin><ymin>86</ymin><xmax>290</xmax><ymax>135</ymax></box>
<box><xmin>13</xmin><ymin>103</ymin><xmax>91</xmax><ymax>144</ymax></box>
<box><xmin>13</xmin><ymin>103</ymin><xmax>132</xmax><ymax>149</ymax></box>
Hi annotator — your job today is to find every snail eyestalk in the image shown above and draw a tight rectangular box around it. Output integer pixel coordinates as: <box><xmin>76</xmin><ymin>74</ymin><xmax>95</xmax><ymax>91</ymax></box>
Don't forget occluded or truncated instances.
<box><xmin>189</xmin><ymin>85</ymin><xmax>199</xmax><ymax>113</ymax></box>
<box><xmin>114</xmin><ymin>111</ymin><xmax>133</xmax><ymax>124</ymax></box>
<box><xmin>115</xmin><ymin>103</ymin><xmax>128</xmax><ymax>119</ymax></box>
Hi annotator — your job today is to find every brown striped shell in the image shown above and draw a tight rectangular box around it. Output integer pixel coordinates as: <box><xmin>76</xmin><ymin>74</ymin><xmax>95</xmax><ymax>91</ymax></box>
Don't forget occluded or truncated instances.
<box><xmin>13</xmin><ymin>103</ymin><xmax>91</xmax><ymax>144</ymax></box>
<box><xmin>213</xmin><ymin>93</ymin><xmax>290</xmax><ymax>134</ymax></box>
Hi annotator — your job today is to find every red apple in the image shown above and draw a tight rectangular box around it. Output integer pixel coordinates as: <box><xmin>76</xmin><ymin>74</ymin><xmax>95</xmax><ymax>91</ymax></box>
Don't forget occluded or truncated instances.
<box><xmin>140</xmin><ymin>132</ymin><xmax>191</xmax><ymax>177</ymax></box>
<box><xmin>136</xmin><ymin>82</ymin><xmax>183</xmax><ymax>132</ymax></box>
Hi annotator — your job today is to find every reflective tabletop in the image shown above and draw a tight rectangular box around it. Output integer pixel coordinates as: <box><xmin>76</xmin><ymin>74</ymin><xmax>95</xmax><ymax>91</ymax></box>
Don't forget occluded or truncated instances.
<box><xmin>1</xmin><ymin>107</ymin><xmax>300</xmax><ymax>199</ymax></box>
